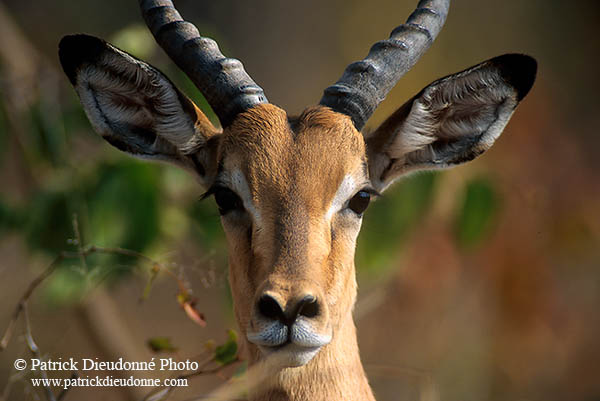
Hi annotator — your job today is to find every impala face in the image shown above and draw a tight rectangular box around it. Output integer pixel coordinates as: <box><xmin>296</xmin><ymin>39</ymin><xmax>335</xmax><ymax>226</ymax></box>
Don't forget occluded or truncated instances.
<box><xmin>59</xmin><ymin>0</ymin><xmax>536</xmax><ymax>399</ymax></box>
<box><xmin>218</xmin><ymin>105</ymin><xmax>368</xmax><ymax>366</ymax></box>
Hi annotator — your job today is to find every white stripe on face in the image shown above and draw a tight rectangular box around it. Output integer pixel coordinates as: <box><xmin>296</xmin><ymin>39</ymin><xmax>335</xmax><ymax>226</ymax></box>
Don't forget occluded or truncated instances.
<box><xmin>225</xmin><ymin>170</ymin><xmax>363</xmax><ymax>227</ymax></box>
<box><xmin>230</xmin><ymin>169</ymin><xmax>262</xmax><ymax>226</ymax></box>
<box><xmin>325</xmin><ymin>174</ymin><xmax>358</xmax><ymax>222</ymax></box>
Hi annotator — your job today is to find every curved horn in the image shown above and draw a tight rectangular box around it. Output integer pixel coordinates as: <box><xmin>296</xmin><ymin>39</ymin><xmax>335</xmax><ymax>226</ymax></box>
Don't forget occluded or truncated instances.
<box><xmin>320</xmin><ymin>0</ymin><xmax>450</xmax><ymax>130</ymax></box>
<box><xmin>139</xmin><ymin>0</ymin><xmax>267</xmax><ymax>127</ymax></box>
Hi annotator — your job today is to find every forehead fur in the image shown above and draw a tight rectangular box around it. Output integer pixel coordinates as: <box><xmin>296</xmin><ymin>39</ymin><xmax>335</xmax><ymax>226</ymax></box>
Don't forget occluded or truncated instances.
<box><xmin>219</xmin><ymin>104</ymin><xmax>366</xmax><ymax>211</ymax></box>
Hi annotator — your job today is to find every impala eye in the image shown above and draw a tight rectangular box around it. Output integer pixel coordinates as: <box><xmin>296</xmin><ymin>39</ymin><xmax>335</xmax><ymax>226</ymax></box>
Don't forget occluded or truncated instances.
<box><xmin>348</xmin><ymin>190</ymin><xmax>371</xmax><ymax>215</ymax></box>
<box><xmin>214</xmin><ymin>187</ymin><xmax>243</xmax><ymax>215</ymax></box>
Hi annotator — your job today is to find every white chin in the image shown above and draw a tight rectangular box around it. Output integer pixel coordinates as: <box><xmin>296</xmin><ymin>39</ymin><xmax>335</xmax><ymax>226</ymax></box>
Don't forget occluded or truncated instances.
<box><xmin>259</xmin><ymin>344</ymin><xmax>321</xmax><ymax>368</ymax></box>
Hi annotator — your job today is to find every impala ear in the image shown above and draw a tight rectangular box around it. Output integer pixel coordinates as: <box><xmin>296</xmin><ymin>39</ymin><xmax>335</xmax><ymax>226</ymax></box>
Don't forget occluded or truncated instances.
<box><xmin>59</xmin><ymin>34</ymin><xmax>221</xmax><ymax>187</ymax></box>
<box><xmin>366</xmin><ymin>54</ymin><xmax>536</xmax><ymax>192</ymax></box>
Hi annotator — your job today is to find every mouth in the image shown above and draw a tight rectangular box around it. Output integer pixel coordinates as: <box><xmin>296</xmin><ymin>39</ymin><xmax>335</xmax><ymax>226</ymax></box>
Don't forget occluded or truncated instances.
<box><xmin>257</xmin><ymin>342</ymin><xmax>322</xmax><ymax>367</ymax></box>
<box><xmin>246</xmin><ymin>319</ymin><xmax>332</xmax><ymax>367</ymax></box>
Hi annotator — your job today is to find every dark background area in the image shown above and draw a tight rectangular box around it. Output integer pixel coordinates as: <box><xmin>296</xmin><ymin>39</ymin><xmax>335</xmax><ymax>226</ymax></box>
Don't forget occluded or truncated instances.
<box><xmin>1</xmin><ymin>1</ymin><xmax>599</xmax><ymax>400</ymax></box>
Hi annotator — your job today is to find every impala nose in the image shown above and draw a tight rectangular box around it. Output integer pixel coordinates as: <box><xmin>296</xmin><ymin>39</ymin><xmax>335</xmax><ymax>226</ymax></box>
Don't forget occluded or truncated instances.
<box><xmin>257</xmin><ymin>294</ymin><xmax>320</xmax><ymax>325</ymax></box>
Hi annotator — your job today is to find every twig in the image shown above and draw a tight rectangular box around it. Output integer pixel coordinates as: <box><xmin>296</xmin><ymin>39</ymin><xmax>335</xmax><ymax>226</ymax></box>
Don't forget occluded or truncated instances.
<box><xmin>1</xmin><ymin>366</ymin><xmax>28</xmax><ymax>401</ymax></box>
<box><xmin>1</xmin><ymin>222</ymin><xmax>209</xmax><ymax>401</ymax></box>
<box><xmin>71</xmin><ymin>215</ymin><xmax>88</xmax><ymax>272</ymax></box>
<box><xmin>56</xmin><ymin>373</ymin><xmax>78</xmax><ymax>401</ymax></box>
<box><xmin>180</xmin><ymin>357</ymin><xmax>240</xmax><ymax>381</ymax></box>
<box><xmin>0</xmin><ymin>252</ymin><xmax>66</xmax><ymax>351</ymax></box>
<box><xmin>141</xmin><ymin>357</ymin><xmax>241</xmax><ymax>401</ymax></box>
<box><xmin>201</xmin><ymin>353</ymin><xmax>294</xmax><ymax>401</ymax></box>
<box><xmin>23</xmin><ymin>303</ymin><xmax>57</xmax><ymax>401</ymax></box>
<box><xmin>1</xmin><ymin>244</ymin><xmax>189</xmax><ymax>351</ymax></box>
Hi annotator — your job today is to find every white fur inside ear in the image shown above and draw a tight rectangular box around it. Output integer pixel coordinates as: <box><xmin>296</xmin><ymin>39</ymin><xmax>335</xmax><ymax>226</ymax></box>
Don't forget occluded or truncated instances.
<box><xmin>388</xmin><ymin>67</ymin><xmax>517</xmax><ymax>163</ymax></box>
<box><xmin>74</xmin><ymin>44</ymin><xmax>202</xmax><ymax>154</ymax></box>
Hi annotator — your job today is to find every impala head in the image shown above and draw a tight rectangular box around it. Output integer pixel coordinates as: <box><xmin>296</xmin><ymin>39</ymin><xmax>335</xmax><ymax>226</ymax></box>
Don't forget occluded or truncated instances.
<box><xmin>59</xmin><ymin>0</ymin><xmax>536</xmax><ymax>372</ymax></box>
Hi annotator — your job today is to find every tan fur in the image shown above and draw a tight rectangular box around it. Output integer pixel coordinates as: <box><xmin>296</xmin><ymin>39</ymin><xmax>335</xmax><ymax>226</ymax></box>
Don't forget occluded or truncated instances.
<box><xmin>68</xmin><ymin>40</ymin><xmax>528</xmax><ymax>400</ymax></box>
<box><xmin>215</xmin><ymin>104</ymin><xmax>375</xmax><ymax>400</ymax></box>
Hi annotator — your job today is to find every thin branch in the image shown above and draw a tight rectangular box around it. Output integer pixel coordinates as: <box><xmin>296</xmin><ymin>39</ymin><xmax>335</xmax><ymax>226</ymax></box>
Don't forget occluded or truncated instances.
<box><xmin>180</xmin><ymin>357</ymin><xmax>240</xmax><ymax>381</ymax></box>
<box><xmin>56</xmin><ymin>373</ymin><xmax>79</xmax><ymax>401</ymax></box>
<box><xmin>1</xmin><ymin>225</ymin><xmax>212</xmax><ymax>400</ymax></box>
<box><xmin>71</xmin><ymin>214</ymin><xmax>88</xmax><ymax>272</ymax></box>
<box><xmin>1</xmin><ymin>252</ymin><xmax>66</xmax><ymax>351</ymax></box>
<box><xmin>23</xmin><ymin>303</ymin><xmax>57</xmax><ymax>401</ymax></box>
<box><xmin>141</xmin><ymin>357</ymin><xmax>241</xmax><ymax>401</ymax></box>
<box><xmin>1</xmin><ymin>366</ymin><xmax>28</xmax><ymax>401</ymax></box>
<box><xmin>1</xmin><ymin>244</ymin><xmax>189</xmax><ymax>351</ymax></box>
<box><xmin>201</xmin><ymin>352</ymin><xmax>295</xmax><ymax>401</ymax></box>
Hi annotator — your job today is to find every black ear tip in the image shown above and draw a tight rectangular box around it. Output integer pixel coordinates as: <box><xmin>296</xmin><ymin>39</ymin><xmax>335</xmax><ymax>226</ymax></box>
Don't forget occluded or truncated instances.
<box><xmin>58</xmin><ymin>34</ymin><xmax>107</xmax><ymax>85</ymax></box>
<box><xmin>491</xmin><ymin>54</ymin><xmax>537</xmax><ymax>101</ymax></box>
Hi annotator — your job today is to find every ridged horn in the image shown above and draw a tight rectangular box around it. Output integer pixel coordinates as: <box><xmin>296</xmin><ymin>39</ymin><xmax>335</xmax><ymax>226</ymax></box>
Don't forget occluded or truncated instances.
<box><xmin>139</xmin><ymin>0</ymin><xmax>268</xmax><ymax>127</ymax></box>
<box><xmin>320</xmin><ymin>0</ymin><xmax>450</xmax><ymax>130</ymax></box>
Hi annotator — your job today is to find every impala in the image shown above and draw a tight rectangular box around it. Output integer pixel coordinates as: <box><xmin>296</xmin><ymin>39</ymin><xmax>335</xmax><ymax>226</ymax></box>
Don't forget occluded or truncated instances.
<box><xmin>58</xmin><ymin>0</ymin><xmax>536</xmax><ymax>399</ymax></box>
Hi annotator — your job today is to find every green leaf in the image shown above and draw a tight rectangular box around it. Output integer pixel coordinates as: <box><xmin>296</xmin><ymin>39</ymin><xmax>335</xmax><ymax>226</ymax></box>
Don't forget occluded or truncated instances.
<box><xmin>147</xmin><ymin>337</ymin><xmax>178</xmax><ymax>353</ymax></box>
<box><xmin>215</xmin><ymin>329</ymin><xmax>238</xmax><ymax>365</ymax></box>
<box><xmin>454</xmin><ymin>177</ymin><xmax>500</xmax><ymax>249</ymax></box>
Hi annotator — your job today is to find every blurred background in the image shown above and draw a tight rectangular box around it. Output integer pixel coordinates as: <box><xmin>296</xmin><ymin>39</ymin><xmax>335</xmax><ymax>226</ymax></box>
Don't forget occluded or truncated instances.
<box><xmin>0</xmin><ymin>0</ymin><xmax>599</xmax><ymax>400</ymax></box>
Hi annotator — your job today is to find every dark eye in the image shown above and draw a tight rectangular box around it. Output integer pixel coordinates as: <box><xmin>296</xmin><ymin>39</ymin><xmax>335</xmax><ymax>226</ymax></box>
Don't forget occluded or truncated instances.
<box><xmin>348</xmin><ymin>190</ymin><xmax>371</xmax><ymax>215</ymax></box>
<box><xmin>214</xmin><ymin>187</ymin><xmax>243</xmax><ymax>215</ymax></box>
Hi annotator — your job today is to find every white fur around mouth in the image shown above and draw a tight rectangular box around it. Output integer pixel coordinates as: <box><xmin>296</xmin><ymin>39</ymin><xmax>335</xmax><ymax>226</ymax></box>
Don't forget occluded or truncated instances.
<box><xmin>247</xmin><ymin>321</ymin><xmax>289</xmax><ymax>347</ymax></box>
<box><xmin>247</xmin><ymin>319</ymin><xmax>332</xmax><ymax>366</ymax></box>
<box><xmin>258</xmin><ymin>343</ymin><xmax>322</xmax><ymax>367</ymax></box>
<box><xmin>247</xmin><ymin>319</ymin><xmax>332</xmax><ymax>347</ymax></box>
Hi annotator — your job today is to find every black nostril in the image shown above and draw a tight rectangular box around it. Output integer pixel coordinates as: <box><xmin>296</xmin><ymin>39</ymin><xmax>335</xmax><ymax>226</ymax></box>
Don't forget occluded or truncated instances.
<box><xmin>257</xmin><ymin>294</ymin><xmax>320</xmax><ymax>325</ymax></box>
<box><xmin>258</xmin><ymin>295</ymin><xmax>284</xmax><ymax>321</ymax></box>
<box><xmin>297</xmin><ymin>295</ymin><xmax>319</xmax><ymax>319</ymax></box>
